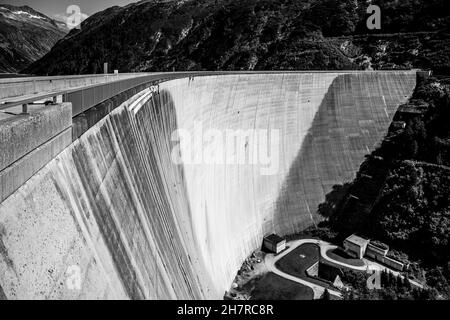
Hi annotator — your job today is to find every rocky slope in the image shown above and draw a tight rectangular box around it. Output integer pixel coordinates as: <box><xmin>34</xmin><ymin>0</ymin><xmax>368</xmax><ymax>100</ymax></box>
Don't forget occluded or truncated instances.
<box><xmin>24</xmin><ymin>0</ymin><xmax>450</xmax><ymax>75</ymax></box>
<box><xmin>0</xmin><ymin>4</ymin><xmax>68</xmax><ymax>73</ymax></box>
<box><xmin>317</xmin><ymin>75</ymin><xmax>450</xmax><ymax>298</ymax></box>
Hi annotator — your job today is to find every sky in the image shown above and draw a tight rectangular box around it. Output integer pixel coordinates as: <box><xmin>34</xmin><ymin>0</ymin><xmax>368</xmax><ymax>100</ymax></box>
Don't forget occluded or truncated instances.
<box><xmin>0</xmin><ymin>0</ymin><xmax>139</xmax><ymax>20</ymax></box>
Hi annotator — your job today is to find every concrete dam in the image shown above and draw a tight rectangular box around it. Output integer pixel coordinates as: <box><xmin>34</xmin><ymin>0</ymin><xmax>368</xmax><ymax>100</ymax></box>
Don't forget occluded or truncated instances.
<box><xmin>0</xmin><ymin>71</ymin><xmax>417</xmax><ymax>299</ymax></box>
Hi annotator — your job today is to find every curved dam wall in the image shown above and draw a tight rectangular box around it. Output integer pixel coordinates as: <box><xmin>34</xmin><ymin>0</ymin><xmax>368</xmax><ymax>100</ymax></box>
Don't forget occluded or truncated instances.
<box><xmin>0</xmin><ymin>71</ymin><xmax>417</xmax><ymax>299</ymax></box>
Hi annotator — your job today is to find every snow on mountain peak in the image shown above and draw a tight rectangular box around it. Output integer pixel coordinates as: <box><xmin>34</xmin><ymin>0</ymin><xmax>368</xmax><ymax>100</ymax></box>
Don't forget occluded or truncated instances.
<box><xmin>12</xmin><ymin>10</ymin><xmax>45</xmax><ymax>20</ymax></box>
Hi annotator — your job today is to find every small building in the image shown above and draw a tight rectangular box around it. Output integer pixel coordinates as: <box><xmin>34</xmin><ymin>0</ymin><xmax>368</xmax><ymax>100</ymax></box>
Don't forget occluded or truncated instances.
<box><xmin>417</xmin><ymin>70</ymin><xmax>432</xmax><ymax>81</ymax></box>
<box><xmin>366</xmin><ymin>241</ymin><xmax>389</xmax><ymax>260</ymax></box>
<box><xmin>391</xmin><ymin>121</ymin><xmax>407</xmax><ymax>131</ymax></box>
<box><xmin>343</xmin><ymin>234</ymin><xmax>370</xmax><ymax>259</ymax></box>
<box><xmin>382</xmin><ymin>256</ymin><xmax>405</xmax><ymax>272</ymax></box>
<box><xmin>306</xmin><ymin>261</ymin><xmax>319</xmax><ymax>277</ymax></box>
<box><xmin>333</xmin><ymin>275</ymin><xmax>345</xmax><ymax>290</ymax></box>
<box><xmin>316</xmin><ymin>262</ymin><xmax>347</xmax><ymax>290</ymax></box>
<box><xmin>318</xmin><ymin>262</ymin><xmax>343</xmax><ymax>282</ymax></box>
<box><xmin>263</xmin><ymin>234</ymin><xmax>286</xmax><ymax>254</ymax></box>
<box><xmin>397</xmin><ymin>104</ymin><xmax>427</xmax><ymax>121</ymax></box>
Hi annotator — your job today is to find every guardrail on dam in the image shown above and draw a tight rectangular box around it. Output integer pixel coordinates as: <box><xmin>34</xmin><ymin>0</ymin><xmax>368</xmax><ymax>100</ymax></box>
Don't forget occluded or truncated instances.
<box><xmin>0</xmin><ymin>71</ymin><xmax>418</xmax><ymax>299</ymax></box>
<box><xmin>0</xmin><ymin>73</ymin><xmax>155</xmax><ymax>100</ymax></box>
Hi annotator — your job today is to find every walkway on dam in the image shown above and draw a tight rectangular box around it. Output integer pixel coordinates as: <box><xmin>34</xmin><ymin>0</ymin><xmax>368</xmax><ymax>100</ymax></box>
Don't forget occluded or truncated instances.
<box><xmin>0</xmin><ymin>70</ymin><xmax>418</xmax><ymax>113</ymax></box>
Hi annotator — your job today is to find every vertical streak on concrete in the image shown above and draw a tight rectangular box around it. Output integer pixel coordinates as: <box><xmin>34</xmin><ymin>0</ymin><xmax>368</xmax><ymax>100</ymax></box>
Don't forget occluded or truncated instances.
<box><xmin>0</xmin><ymin>72</ymin><xmax>417</xmax><ymax>299</ymax></box>
<box><xmin>0</xmin><ymin>284</ymin><xmax>6</xmax><ymax>300</ymax></box>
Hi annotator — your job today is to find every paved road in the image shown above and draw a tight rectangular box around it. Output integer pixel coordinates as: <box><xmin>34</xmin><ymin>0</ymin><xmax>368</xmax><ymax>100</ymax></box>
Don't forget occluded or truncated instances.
<box><xmin>361</xmin><ymin>258</ymin><xmax>424</xmax><ymax>289</ymax></box>
<box><xmin>264</xmin><ymin>239</ymin><xmax>342</xmax><ymax>299</ymax></box>
<box><xmin>264</xmin><ymin>238</ymin><xmax>424</xmax><ymax>300</ymax></box>
<box><xmin>319</xmin><ymin>241</ymin><xmax>369</xmax><ymax>271</ymax></box>
<box><xmin>319</xmin><ymin>241</ymin><xmax>423</xmax><ymax>288</ymax></box>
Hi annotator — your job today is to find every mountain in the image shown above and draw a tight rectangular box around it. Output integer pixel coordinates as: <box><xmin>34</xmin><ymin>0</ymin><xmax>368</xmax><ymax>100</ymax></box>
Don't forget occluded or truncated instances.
<box><xmin>0</xmin><ymin>4</ymin><xmax>68</xmax><ymax>73</ymax></box>
<box><xmin>25</xmin><ymin>0</ymin><xmax>450</xmax><ymax>75</ymax></box>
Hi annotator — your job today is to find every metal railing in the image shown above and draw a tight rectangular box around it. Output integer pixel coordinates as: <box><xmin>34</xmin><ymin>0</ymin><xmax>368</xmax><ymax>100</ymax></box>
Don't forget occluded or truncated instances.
<box><xmin>65</xmin><ymin>74</ymin><xmax>164</xmax><ymax>116</ymax></box>
<box><xmin>0</xmin><ymin>74</ymin><xmax>173</xmax><ymax>115</ymax></box>
<box><xmin>0</xmin><ymin>73</ymin><xmax>154</xmax><ymax>100</ymax></box>
<box><xmin>0</xmin><ymin>72</ymin><xmax>203</xmax><ymax>114</ymax></box>
<box><xmin>0</xmin><ymin>70</ymin><xmax>420</xmax><ymax>116</ymax></box>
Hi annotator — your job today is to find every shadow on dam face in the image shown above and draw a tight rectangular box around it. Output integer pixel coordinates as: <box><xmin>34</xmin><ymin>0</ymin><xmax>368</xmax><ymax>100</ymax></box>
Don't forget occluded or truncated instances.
<box><xmin>272</xmin><ymin>73</ymin><xmax>410</xmax><ymax>234</ymax></box>
<box><xmin>0</xmin><ymin>72</ymin><xmax>417</xmax><ymax>300</ymax></box>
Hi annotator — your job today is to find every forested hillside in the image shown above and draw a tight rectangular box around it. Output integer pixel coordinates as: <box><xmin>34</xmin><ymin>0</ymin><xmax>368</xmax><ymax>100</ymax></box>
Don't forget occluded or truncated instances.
<box><xmin>322</xmin><ymin>75</ymin><xmax>450</xmax><ymax>298</ymax></box>
<box><xmin>25</xmin><ymin>0</ymin><xmax>450</xmax><ymax>75</ymax></box>
<box><xmin>0</xmin><ymin>4</ymin><xmax>67</xmax><ymax>73</ymax></box>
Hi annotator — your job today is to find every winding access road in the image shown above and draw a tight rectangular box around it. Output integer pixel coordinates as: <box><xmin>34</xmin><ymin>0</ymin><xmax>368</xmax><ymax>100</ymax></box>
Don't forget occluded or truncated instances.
<box><xmin>264</xmin><ymin>238</ymin><xmax>424</xmax><ymax>300</ymax></box>
<box><xmin>264</xmin><ymin>239</ymin><xmax>342</xmax><ymax>299</ymax></box>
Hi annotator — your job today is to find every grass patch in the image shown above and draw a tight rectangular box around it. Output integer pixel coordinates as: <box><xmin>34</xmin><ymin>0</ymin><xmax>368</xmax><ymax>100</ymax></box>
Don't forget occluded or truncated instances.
<box><xmin>276</xmin><ymin>243</ymin><xmax>320</xmax><ymax>276</ymax></box>
<box><xmin>251</xmin><ymin>272</ymin><xmax>314</xmax><ymax>300</ymax></box>
<box><xmin>276</xmin><ymin>243</ymin><xmax>336</xmax><ymax>291</ymax></box>
<box><xmin>326</xmin><ymin>248</ymin><xmax>365</xmax><ymax>267</ymax></box>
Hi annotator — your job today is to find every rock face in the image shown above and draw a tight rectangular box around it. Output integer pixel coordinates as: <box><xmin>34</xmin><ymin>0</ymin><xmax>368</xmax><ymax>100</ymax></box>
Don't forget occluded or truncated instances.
<box><xmin>0</xmin><ymin>71</ymin><xmax>416</xmax><ymax>299</ymax></box>
<box><xmin>0</xmin><ymin>5</ymin><xmax>67</xmax><ymax>73</ymax></box>
<box><xmin>24</xmin><ymin>0</ymin><xmax>450</xmax><ymax>75</ymax></box>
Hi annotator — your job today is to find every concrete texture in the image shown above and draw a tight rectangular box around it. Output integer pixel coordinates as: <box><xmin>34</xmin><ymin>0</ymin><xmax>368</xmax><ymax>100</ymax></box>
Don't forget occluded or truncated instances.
<box><xmin>72</xmin><ymin>82</ymin><xmax>157</xmax><ymax>140</ymax></box>
<box><xmin>0</xmin><ymin>128</ymin><xmax>72</xmax><ymax>202</ymax></box>
<box><xmin>0</xmin><ymin>71</ymin><xmax>417</xmax><ymax>299</ymax></box>
<box><xmin>0</xmin><ymin>103</ymin><xmax>72</xmax><ymax>171</ymax></box>
<box><xmin>0</xmin><ymin>103</ymin><xmax>72</xmax><ymax>203</ymax></box>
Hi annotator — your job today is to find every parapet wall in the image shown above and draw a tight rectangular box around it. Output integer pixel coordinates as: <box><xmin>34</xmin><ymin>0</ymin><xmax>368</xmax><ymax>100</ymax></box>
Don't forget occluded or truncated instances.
<box><xmin>0</xmin><ymin>103</ymin><xmax>72</xmax><ymax>202</ymax></box>
<box><xmin>0</xmin><ymin>74</ymin><xmax>151</xmax><ymax>100</ymax></box>
<box><xmin>0</xmin><ymin>71</ymin><xmax>417</xmax><ymax>299</ymax></box>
